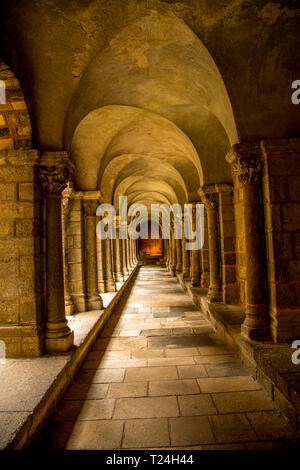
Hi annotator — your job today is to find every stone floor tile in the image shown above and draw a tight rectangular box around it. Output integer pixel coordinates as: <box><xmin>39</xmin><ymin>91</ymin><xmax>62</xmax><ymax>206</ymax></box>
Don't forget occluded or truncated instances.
<box><xmin>170</xmin><ymin>416</ymin><xmax>215</xmax><ymax>446</ymax></box>
<box><xmin>66</xmin><ymin>420</ymin><xmax>124</xmax><ymax>449</ymax></box>
<box><xmin>149</xmin><ymin>379</ymin><xmax>199</xmax><ymax>396</ymax></box>
<box><xmin>131</xmin><ymin>349</ymin><xmax>165</xmax><ymax>359</ymax></box>
<box><xmin>178</xmin><ymin>394</ymin><xmax>217</xmax><ymax>416</ymax></box>
<box><xmin>64</xmin><ymin>383</ymin><xmax>109</xmax><ymax>400</ymax></box>
<box><xmin>53</xmin><ymin>398</ymin><xmax>115</xmax><ymax>421</ymax></box>
<box><xmin>165</xmin><ymin>348</ymin><xmax>199</xmax><ymax>357</ymax></box>
<box><xmin>246</xmin><ymin>411</ymin><xmax>297</xmax><ymax>440</ymax></box>
<box><xmin>212</xmin><ymin>390</ymin><xmax>276</xmax><ymax>413</ymax></box>
<box><xmin>209</xmin><ymin>414</ymin><xmax>257</xmax><ymax>443</ymax></box>
<box><xmin>75</xmin><ymin>368</ymin><xmax>125</xmax><ymax>384</ymax></box>
<box><xmin>82</xmin><ymin>359</ymin><xmax>147</xmax><ymax>369</ymax></box>
<box><xmin>177</xmin><ymin>364</ymin><xmax>208</xmax><ymax>379</ymax></box>
<box><xmin>197</xmin><ymin>346</ymin><xmax>231</xmax><ymax>355</ymax></box>
<box><xmin>125</xmin><ymin>366</ymin><xmax>178</xmax><ymax>382</ymax></box>
<box><xmin>87</xmin><ymin>350</ymin><xmax>131</xmax><ymax>361</ymax></box>
<box><xmin>204</xmin><ymin>362</ymin><xmax>248</xmax><ymax>377</ymax></box>
<box><xmin>148</xmin><ymin>357</ymin><xmax>195</xmax><ymax>367</ymax></box>
<box><xmin>148</xmin><ymin>335</ymin><xmax>215</xmax><ymax>349</ymax></box>
<box><xmin>123</xmin><ymin>418</ymin><xmax>170</xmax><ymax>448</ymax></box>
<box><xmin>113</xmin><ymin>396</ymin><xmax>179</xmax><ymax>419</ymax></box>
<box><xmin>197</xmin><ymin>376</ymin><xmax>261</xmax><ymax>393</ymax></box>
<box><xmin>107</xmin><ymin>382</ymin><xmax>148</xmax><ymax>398</ymax></box>
<box><xmin>194</xmin><ymin>355</ymin><xmax>236</xmax><ymax>365</ymax></box>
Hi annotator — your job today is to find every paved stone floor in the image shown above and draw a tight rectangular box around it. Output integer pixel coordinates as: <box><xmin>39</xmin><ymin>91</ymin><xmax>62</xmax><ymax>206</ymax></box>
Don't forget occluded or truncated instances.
<box><xmin>34</xmin><ymin>266</ymin><xmax>300</xmax><ymax>450</ymax></box>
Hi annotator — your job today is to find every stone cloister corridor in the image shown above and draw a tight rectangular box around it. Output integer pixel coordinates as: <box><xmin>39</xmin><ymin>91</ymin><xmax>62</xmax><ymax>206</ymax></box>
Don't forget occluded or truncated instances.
<box><xmin>1</xmin><ymin>0</ymin><xmax>300</xmax><ymax>453</ymax></box>
<box><xmin>33</xmin><ymin>266</ymin><xmax>298</xmax><ymax>450</ymax></box>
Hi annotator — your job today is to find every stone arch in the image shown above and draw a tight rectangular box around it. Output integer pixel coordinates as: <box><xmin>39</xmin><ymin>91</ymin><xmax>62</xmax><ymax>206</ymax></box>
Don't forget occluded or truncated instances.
<box><xmin>0</xmin><ymin>60</ymin><xmax>32</xmax><ymax>151</ymax></box>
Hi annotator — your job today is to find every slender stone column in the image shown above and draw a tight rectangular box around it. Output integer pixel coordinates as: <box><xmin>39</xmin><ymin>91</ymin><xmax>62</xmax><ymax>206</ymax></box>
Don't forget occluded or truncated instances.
<box><xmin>82</xmin><ymin>196</ymin><xmax>103</xmax><ymax>310</ymax></box>
<box><xmin>170</xmin><ymin>228</ymin><xmax>177</xmax><ymax>275</ymax></box>
<box><xmin>191</xmin><ymin>205</ymin><xmax>201</xmax><ymax>286</ymax></box>
<box><xmin>182</xmin><ymin>234</ymin><xmax>190</xmax><ymax>279</ymax></box>
<box><xmin>39</xmin><ymin>152</ymin><xmax>74</xmax><ymax>352</ymax></box>
<box><xmin>126</xmin><ymin>237</ymin><xmax>132</xmax><ymax>271</ymax></box>
<box><xmin>122</xmin><ymin>238</ymin><xmax>129</xmax><ymax>276</ymax></box>
<box><xmin>62</xmin><ymin>187</ymin><xmax>74</xmax><ymax>315</ymax></box>
<box><xmin>201</xmin><ymin>188</ymin><xmax>222</xmax><ymax>302</ymax></box>
<box><xmin>114</xmin><ymin>225</ymin><xmax>124</xmax><ymax>282</ymax></box>
<box><xmin>104</xmin><ymin>235</ymin><xmax>116</xmax><ymax>292</ymax></box>
<box><xmin>227</xmin><ymin>144</ymin><xmax>269</xmax><ymax>339</ymax></box>
<box><xmin>97</xmin><ymin>237</ymin><xmax>105</xmax><ymax>293</ymax></box>
<box><xmin>176</xmin><ymin>238</ymin><xmax>182</xmax><ymax>273</ymax></box>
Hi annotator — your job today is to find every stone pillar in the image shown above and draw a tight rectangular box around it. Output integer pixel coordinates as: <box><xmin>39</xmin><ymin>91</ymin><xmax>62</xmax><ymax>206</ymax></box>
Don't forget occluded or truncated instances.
<box><xmin>191</xmin><ymin>205</ymin><xmax>201</xmax><ymax>286</ymax></box>
<box><xmin>126</xmin><ymin>237</ymin><xmax>132</xmax><ymax>271</ymax></box>
<box><xmin>114</xmin><ymin>223</ymin><xmax>124</xmax><ymax>282</ymax></box>
<box><xmin>182</xmin><ymin>234</ymin><xmax>190</xmax><ymax>279</ymax></box>
<box><xmin>201</xmin><ymin>188</ymin><xmax>222</xmax><ymax>302</ymax></box>
<box><xmin>122</xmin><ymin>238</ymin><xmax>129</xmax><ymax>276</ymax></box>
<box><xmin>62</xmin><ymin>188</ymin><xmax>74</xmax><ymax>315</ymax></box>
<box><xmin>104</xmin><ymin>235</ymin><xmax>116</xmax><ymax>292</ymax></box>
<box><xmin>227</xmin><ymin>144</ymin><xmax>269</xmax><ymax>340</ymax></box>
<box><xmin>67</xmin><ymin>194</ymin><xmax>86</xmax><ymax>312</ymax></box>
<box><xmin>176</xmin><ymin>238</ymin><xmax>182</xmax><ymax>273</ymax></box>
<box><xmin>170</xmin><ymin>228</ymin><xmax>177</xmax><ymax>275</ymax></box>
<box><xmin>97</xmin><ymin>237</ymin><xmax>105</xmax><ymax>293</ymax></box>
<box><xmin>215</xmin><ymin>183</ymin><xmax>239</xmax><ymax>303</ymax></box>
<box><xmin>82</xmin><ymin>194</ymin><xmax>103</xmax><ymax>310</ymax></box>
<box><xmin>39</xmin><ymin>152</ymin><xmax>74</xmax><ymax>352</ymax></box>
<box><xmin>200</xmin><ymin>209</ymin><xmax>210</xmax><ymax>287</ymax></box>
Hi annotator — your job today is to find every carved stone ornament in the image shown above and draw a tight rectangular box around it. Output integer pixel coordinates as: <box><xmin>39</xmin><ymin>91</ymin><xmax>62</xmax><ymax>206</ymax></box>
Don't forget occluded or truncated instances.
<box><xmin>226</xmin><ymin>143</ymin><xmax>262</xmax><ymax>185</ymax></box>
<box><xmin>39</xmin><ymin>152</ymin><xmax>74</xmax><ymax>194</ymax></box>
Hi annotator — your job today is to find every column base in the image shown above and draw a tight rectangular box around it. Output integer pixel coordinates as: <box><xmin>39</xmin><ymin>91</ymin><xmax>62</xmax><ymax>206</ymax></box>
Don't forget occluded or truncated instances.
<box><xmin>208</xmin><ymin>287</ymin><xmax>222</xmax><ymax>302</ymax></box>
<box><xmin>45</xmin><ymin>330</ymin><xmax>74</xmax><ymax>353</ymax></box>
<box><xmin>86</xmin><ymin>293</ymin><xmax>103</xmax><ymax>310</ymax></box>
<box><xmin>191</xmin><ymin>279</ymin><xmax>201</xmax><ymax>287</ymax></box>
<box><xmin>71</xmin><ymin>293</ymin><xmax>86</xmax><ymax>313</ymax></box>
<box><xmin>241</xmin><ymin>306</ymin><xmax>270</xmax><ymax>340</ymax></box>
<box><xmin>182</xmin><ymin>270</ymin><xmax>190</xmax><ymax>279</ymax></box>
<box><xmin>45</xmin><ymin>322</ymin><xmax>74</xmax><ymax>353</ymax></box>
<box><xmin>104</xmin><ymin>280</ymin><xmax>117</xmax><ymax>292</ymax></box>
<box><xmin>65</xmin><ymin>296</ymin><xmax>74</xmax><ymax>315</ymax></box>
<box><xmin>176</xmin><ymin>265</ymin><xmax>182</xmax><ymax>274</ymax></box>
<box><xmin>115</xmin><ymin>272</ymin><xmax>124</xmax><ymax>282</ymax></box>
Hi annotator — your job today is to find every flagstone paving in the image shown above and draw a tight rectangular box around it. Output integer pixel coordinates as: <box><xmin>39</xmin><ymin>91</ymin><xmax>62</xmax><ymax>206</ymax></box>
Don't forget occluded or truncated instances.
<box><xmin>33</xmin><ymin>266</ymin><xmax>300</xmax><ymax>450</ymax></box>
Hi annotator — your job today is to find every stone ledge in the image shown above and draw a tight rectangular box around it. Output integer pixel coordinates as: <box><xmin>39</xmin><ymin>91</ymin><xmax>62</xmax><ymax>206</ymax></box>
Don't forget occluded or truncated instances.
<box><xmin>0</xmin><ymin>265</ymin><xmax>139</xmax><ymax>449</ymax></box>
<box><xmin>177</xmin><ymin>273</ymin><xmax>300</xmax><ymax>430</ymax></box>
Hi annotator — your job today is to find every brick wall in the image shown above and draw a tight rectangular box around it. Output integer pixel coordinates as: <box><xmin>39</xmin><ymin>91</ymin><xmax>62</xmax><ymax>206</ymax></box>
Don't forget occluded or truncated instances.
<box><xmin>262</xmin><ymin>140</ymin><xmax>300</xmax><ymax>342</ymax></box>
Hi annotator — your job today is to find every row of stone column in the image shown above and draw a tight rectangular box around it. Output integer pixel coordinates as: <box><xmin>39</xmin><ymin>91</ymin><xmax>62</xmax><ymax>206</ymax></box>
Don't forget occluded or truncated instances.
<box><xmin>39</xmin><ymin>152</ymin><xmax>138</xmax><ymax>353</ymax></box>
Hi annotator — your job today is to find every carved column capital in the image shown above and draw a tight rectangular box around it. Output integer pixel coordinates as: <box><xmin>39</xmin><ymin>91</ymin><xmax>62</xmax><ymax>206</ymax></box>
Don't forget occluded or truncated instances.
<box><xmin>226</xmin><ymin>143</ymin><xmax>262</xmax><ymax>185</ymax></box>
<box><xmin>39</xmin><ymin>152</ymin><xmax>74</xmax><ymax>194</ymax></box>
<box><xmin>82</xmin><ymin>199</ymin><xmax>99</xmax><ymax>216</ymax></box>
<box><xmin>199</xmin><ymin>187</ymin><xmax>218</xmax><ymax>210</ymax></box>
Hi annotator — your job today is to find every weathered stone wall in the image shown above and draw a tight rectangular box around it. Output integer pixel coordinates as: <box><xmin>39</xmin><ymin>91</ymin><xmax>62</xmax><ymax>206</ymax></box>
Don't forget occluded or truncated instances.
<box><xmin>262</xmin><ymin>139</ymin><xmax>300</xmax><ymax>342</ymax></box>
<box><xmin>0</xmin><ymin>149</ymin><xmax>44</xmax><ymax>356</ymax></box>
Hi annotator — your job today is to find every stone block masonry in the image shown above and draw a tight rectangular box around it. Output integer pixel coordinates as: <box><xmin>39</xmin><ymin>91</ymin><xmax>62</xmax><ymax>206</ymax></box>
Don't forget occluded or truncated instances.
<box><xmin>261</xmin><ymin>139</ymin><xmax>300</xmax><ymax>342</ymax></box>
<box><xmin>0</xmin><ymin>149</ymin><xmax>44</xmax><ymax>357</ymax></box>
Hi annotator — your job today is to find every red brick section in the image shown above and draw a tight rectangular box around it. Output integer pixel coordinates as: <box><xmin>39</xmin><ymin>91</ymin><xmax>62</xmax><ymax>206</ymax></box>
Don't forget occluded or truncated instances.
<box><xmin>261</xmin><ymin>139</ymin><xmax>300</xmax><ymax>342</ymax></box>
<box><xmin>0</xmin><ymin>60</ymin><xmax>32</xmax><ymax>151</ymax></box>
